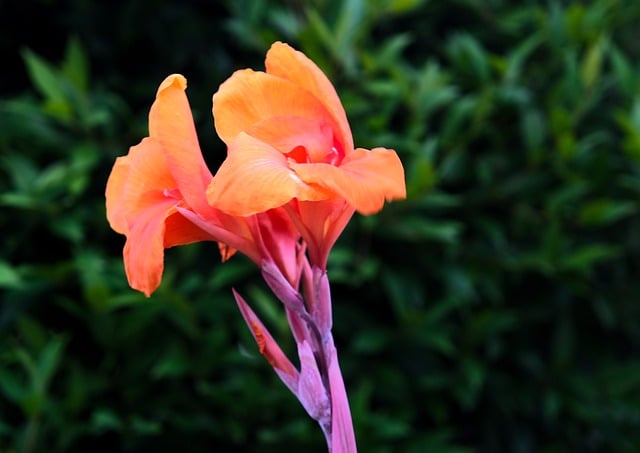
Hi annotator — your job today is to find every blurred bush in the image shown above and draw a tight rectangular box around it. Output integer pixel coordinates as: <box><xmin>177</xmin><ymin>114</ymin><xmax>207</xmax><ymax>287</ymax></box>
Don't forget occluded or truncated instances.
<box><xmin>2</xmin><ymin>0</ymin><xmax>640</xmax><ymax>451</ymax></box>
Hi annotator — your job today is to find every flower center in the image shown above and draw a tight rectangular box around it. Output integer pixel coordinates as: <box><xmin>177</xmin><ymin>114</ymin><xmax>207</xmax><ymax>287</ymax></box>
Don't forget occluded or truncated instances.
<box><xmin>285</xmin><ymin>139</ymin><xmax>345</xmax><ymax>166</ymax></box>
<box><xmin>162</xmin><ymin>188</ymin><xmax>182</xmax><ymax>200</ymax></box>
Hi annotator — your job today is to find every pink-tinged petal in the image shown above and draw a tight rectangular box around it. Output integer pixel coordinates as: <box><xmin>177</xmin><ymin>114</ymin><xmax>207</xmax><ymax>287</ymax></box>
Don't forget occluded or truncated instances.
<box><xmin>148</xmin><ymin>74</ymin><xmax>213</xmax><ymax>214</ymax></box>
<box><xmin>265</xmin><ymin>41</ymin><xmax>353</xmax><ymax>152</ymax></box>
<box><xmin>206</xmin><ymin>133</ymin><xmax>327</xmax><ymax>216</ymax></box>
<box><xmin>253</xmin><ymin>209</ymin><xmax>301</xmax><ymax>286</ymax></box>
<box><xmin>290</xmin><ymin>147</ymin><xmax>406</xmax><ymax>215</ymax></box>
<box><xmin>212</xmin><ymin>69</ymin><xmax>344</xmax><ymax>151</ymax></box>
<box><xmin>233</xmin><ymin>289</ymin><xmax>299</xmax><ymax>394</ymax></box>
<box><xmin>176</xmin><ymin>207</ymin><xmax>261</xmax><ymax>264</ymax></box>
<box><xmin>291</xmin><ymin>199</ymin><xmax>355</xmax><ymax>269</ymax></box>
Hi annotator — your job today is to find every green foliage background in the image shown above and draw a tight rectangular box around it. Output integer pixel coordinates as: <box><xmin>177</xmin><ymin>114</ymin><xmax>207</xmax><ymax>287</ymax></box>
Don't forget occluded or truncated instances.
<box><xmin>2</xmin><ymin>0</ymin><xmax>640</xmax><ymax>451</ymax></box>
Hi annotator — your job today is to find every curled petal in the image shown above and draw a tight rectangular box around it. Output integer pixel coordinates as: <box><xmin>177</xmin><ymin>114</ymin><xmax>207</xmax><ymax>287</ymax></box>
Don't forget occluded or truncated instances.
<box><xmin>290</xmin><ymin>147</ymin><xmax>406</xmax><ymax>215</ymax></box>
<box><xmin>265</xmin><ymin>41</ymin><xmax>353</xmax><ymax>152</ymax></box>
<box><xmin>207</xmin><ymin>133</ymin><xmax>327</xmax><ymax>216</ymax></box>
<box><xmin>149</xmin><ymin>74</ymin><xmax>213</xmax><ymax>214</ymax></box>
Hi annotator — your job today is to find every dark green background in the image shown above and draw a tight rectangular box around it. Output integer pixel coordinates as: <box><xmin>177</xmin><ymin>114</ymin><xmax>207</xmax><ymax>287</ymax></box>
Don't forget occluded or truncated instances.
<box><xmin>2</xmin><ymin>0</ymin><xmax>640</xmax><ymax>451</ymax></box>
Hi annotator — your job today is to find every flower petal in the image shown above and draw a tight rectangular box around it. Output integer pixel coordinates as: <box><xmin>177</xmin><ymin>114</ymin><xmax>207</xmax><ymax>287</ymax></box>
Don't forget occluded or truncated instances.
<box><xmin>105</xmin><ymin>155</ymin><xmax>131</xmax><ymax>235</ymax></box>
<box><xmin>122</xmin><ymin>199</ymin><xmax>216</xmax><ymax>297</ymax></box>
<box><xmin>212</xmin><ymin>69</ymin><xmax>344</xmax><ymax>152</ymax></box>
<box><xmin>122</xmin><ymin>193</ymin><xmax>176</xmax><ymax>297</ymax></box>
<box><xmin>163</xmin><ymin>211</ymin><xmax>218</xmax><ymax>248</ymax></box>
<box><xmin>289</xmin><ymin>147</ymin><xmax>406</xmax><ymax>215</ymax></box>
<box><xmin>207</xmin><ymin>133</ymin><xmax>327</xmax><ymax>216</ymax></box>
<box><xmin>288</xmin><ymin>199</ymin><xmax>354</xmax><ymax>269</ymax></box>
<box><xmin>245</xmin><ymin>116</ymin><xmax>334</xmax><ymax>162</ymax></box>
<box><xmin>106</xmin><ymin>137</ymin><xmax>218</xmax><ymax>296</ymax></box>
<box><xmin>149</xmin><ymin>74</ymin><xmax>212</xmax><ymax>213</ymax></box>
<box><xmin>106</xmin><ymin>137</ymin><xmax>176</xmax><ymax>231</ymax></box>
<box><xmin>265</xmin><ymin>42</ymin><xmax>353</xmax><ymax>152</ymax></box>
<box><xmin>253</xmin><ymin>209</ymin><xmax>301</xmax><ymax>285</ymax></box>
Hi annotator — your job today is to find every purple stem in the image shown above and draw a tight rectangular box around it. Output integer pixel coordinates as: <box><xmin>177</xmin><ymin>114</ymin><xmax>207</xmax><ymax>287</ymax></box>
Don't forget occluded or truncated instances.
<box><xmin>259</xmin><ymin>260</ymin><xmax>357</xmax><ymax>452</ymax></box>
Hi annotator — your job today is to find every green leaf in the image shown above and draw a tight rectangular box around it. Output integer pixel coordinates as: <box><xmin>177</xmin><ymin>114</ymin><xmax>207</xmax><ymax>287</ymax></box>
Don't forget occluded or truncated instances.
<box><xmin>503</xmin><ymin>33</ymin><xmax>543</xmax><ymax>83</ymax></box>
<box><xmin>22</xmin><ymin>48</ymin><xmax>65</xmax><ymax>104</ymax></box>
<box><xmin>21</xmin><ymin>48</ymin><xmax>72</xmax><ymax>119</ymax></box>
<box><xmin>581</xmin><ymin>35</ymin><xmax>607</xmax><ymax>90</ymax></box>
<box><xmin>90</xmin><ymin>409</ymin><xmax>123</xmax><ymax>433</ymax></box>
<box><xmin>579</xmin><ymin>199</ymin><xmax>637</xmax><ymax>226</ymax></box>
<box><xmin>335</xmin><ymin>0</ymin><xmax>365</xmax><ymax>56</ymax></box>
<box><xmin>61</xmin><ymin>36</ymin><xmax>89</xmax><ymax>93</ymax></box>
<box><xmin>0</xmin><ymin>261</ymin><xmax>22</xmax><ymax>288</ymax></box>
<box><xmin>561</xmin><ymin>244</ymin><xmax>620</xmax><ymax>271</ymax></box>
<box><xmin>386</xmin><ymin>216</ymin><xmax>463</xmax><ymax>243</ymax></box>
<box><xmin>34</xmin><ymin>337</ymin><xmax>66</xmax><ymax>395</ymax></box>
<box><xmin>384</xmin><ymin>0</ymin><xmax>428</xmax><ymax>15</ymax></box>
<box><xmin>0</xmin><ymin>368</ymin><xmax>28</xmax><ymax>406</ymax></box>
<box><xmin>447</xmin><ymin>33</ymin><xmax>490</xmax><ymax>83</ymax></box>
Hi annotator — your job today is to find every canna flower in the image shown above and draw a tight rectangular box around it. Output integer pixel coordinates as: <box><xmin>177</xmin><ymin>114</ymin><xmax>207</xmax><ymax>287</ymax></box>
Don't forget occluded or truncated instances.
<box><xmin>207</xmin><ymin>42</ymin><xmax>406</xmax><ymax>268</ymax></box>
<box><xmin>106</xmin><ymin>43</ymin><xmax>402</xmax><ymax>452</ymax></box>
<box><xmin>106</xmin><ymin>74</ymin><xmax>301</xmax><ymax>296</ymax></box>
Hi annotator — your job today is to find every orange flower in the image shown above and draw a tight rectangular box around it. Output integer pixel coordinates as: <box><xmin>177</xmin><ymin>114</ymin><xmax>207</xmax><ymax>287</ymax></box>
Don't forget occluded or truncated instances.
<box><xmin>206</xmin><ymin>42</ymin><xmax>406</xmax><ymax>267</ymax></box>
<box><xmin>106</xmin><ymin>74</ymin><xmax>300</xmax><ymax>296</ymax></box>
<box><xmin>106</xmin><ymin>75</ymin><xmax>220</xmax><ymax>296</ymax></box>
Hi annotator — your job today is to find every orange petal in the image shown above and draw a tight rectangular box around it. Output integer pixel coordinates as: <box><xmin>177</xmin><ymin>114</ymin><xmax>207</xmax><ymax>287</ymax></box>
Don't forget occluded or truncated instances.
<box><xmin>245</xmin><ymin>116</ymin><xmax>333</xmax><ymax>162</ymax></box>
<box><xmin>289</xmin><ymin>147</ymin><xmax>406</xmax><ymax>215</ymax></box>
<box><xmin>149</xmin><ymin>74</ymin><xmax>212</xmax><ymax>213</ymax></box>
<box><xmin>163</xmin><ymin>211</ymin><xmax>218</xmax><ymax>248</ymax></box>
<box><xmin>122</xmin><ymin>195</ymin><xmax>215</xmax><ymax>297</ymax></box>
<box><xmin>106</xmin><ymin>137</ymin><xmax>176</xmax><ymax>231</ymax></box>
<box><xmin>266</xmin><ymin>42</ymin><xmax>353</xmax><ymax>152</ymax></box>
<box><xmin>212</xmin><ymin>70</ymin><xmax>344</xmax><ymax>151</ymax></box>
<box><xmin>207</xmin><ymin>133</ymin><xmax>327</xmax><ymax>216</ymax></box>
<box><xmin>105</xmin><ymin>156</ymin><xmax>131</xmax><ymax>235</ymax></box>
<box><xmin>122</xmin><ymin>194</ymin><xmax>177</xmax><ymax>297</ymax></box>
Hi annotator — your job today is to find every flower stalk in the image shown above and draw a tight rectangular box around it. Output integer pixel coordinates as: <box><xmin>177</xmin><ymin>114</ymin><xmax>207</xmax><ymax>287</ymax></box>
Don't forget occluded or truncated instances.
<box><xmin>241</xmin><ymin>254</ymin><xmax>356</xmax><ymax>451</ymax></box>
